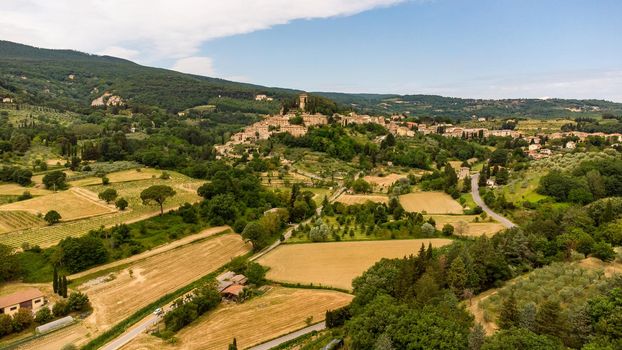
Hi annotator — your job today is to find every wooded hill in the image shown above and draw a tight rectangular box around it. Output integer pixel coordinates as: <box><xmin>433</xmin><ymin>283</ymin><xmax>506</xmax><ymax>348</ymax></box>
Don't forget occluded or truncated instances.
<box><xmin>0</xmin><ymin>40</ymin><xmax>297</xmax><ymax>113</ymax></box>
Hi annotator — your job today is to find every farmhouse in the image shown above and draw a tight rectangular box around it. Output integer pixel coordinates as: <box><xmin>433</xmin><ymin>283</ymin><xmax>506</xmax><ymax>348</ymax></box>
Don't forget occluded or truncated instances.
<box><xmin>0</xmin><ymin>288</ymin><xmax>45</xmax><ymax>316</ymax></box>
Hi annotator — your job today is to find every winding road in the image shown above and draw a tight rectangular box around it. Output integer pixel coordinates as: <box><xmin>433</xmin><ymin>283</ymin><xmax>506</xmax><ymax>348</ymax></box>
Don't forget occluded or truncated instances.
<box><xmin>471</xmin><ymin>173</ymin><xmax>516</xmax><ymax>228</ymax></box>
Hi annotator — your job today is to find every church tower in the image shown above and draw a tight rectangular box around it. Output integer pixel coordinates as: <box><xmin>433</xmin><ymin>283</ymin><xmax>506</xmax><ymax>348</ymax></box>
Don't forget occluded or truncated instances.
<box><xmin>299</xmin><ymin>93</ymin><xmax>308</xmax><ymax>112</ymax></box>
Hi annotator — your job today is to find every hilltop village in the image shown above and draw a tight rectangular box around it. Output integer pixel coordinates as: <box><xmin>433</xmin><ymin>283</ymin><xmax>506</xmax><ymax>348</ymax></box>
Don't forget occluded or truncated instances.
<box><xmin>216</xmin><ymin>94</ymin><xmax>622</xmax><ymax>160</ymax></box>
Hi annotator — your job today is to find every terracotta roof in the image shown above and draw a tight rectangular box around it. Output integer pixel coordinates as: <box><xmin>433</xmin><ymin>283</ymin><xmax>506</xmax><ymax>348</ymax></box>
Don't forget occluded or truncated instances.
<box><xmin>222</xmin><ymin>284</ymin><xmax>245</xmax><ymax>296</ymax></box>
<box><xmin>0</xmin><ymin>288</ymin><xmax>44</xmax><ymax>309</ymax></box>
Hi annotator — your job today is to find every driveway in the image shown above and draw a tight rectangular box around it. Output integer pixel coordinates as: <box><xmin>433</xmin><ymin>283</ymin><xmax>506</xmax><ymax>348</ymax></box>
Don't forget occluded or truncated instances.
<box><xmin>471</xmin><ymin>173</ymin><xmax>516</xmax><ymax>229</ymax></box>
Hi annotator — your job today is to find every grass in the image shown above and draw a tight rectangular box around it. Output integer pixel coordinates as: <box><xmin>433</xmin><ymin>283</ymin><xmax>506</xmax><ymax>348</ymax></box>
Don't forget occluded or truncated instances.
<box><xmin>460</xmin><ymin>193</ymin><xmax>477</xmax><ymax>209</ymax></box>
<box><xmin>15</xmin><ymin>251</ymin><xmax>54</xmax><ymax>282</ymax></box>
<box><xmin>302</xmin><ymin>187</ymin><xmax>331</xmax><ymax>205</ymax></box>
<box><xmin>496</xmin><ymin>170</ymin><xmax>548</xmax><ymax>205</ymax></box>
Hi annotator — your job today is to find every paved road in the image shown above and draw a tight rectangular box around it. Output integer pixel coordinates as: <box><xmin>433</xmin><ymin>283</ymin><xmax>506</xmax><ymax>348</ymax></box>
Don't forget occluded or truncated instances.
<box><xmin>471</xmin><ymin>173</ymin><xmax>516</xmax><ymax>228</ymax></box>
<box><xmin>100</xmin><ymin>314</ymin><xmax>160</xmax><ymax>350</ymax></box>
<box><xmin>247</xmin><ymin>322</ymin><xmax>326</xmax><ymax>350</ymax></box>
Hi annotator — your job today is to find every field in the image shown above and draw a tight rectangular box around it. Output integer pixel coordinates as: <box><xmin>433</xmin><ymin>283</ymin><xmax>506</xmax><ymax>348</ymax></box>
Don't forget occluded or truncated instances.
<box><xmin>258</xmin><ymin>239</ymin><xmax>453</xmax><ymax>290</ymax></box>
<box><xmin>16</xmin><ymin>233</ymin><xmax>249</xmax><ymax>350</ymax></box>
<box><xmin>0</xmin><ymin>170</ymin><xmax>204</xmax><ymax>248</ymax></box>
<box><xmin>335</xmin><ymin>193</ymin><xmax>388</xmax><ymax>205</ymax></box>
<box><xmin>302</xmin><ymin>187</ymin><xmax>332</xmax><ymax>205</ymax></box>
<box><xmin>496</xmin><ymin>170</ymin><xmax>548</xmax><ymax>205</ymax></box>
<box><xmin>123</xmin><ymin>287</ymin><xmax>353</xmax><ymax>350</ymax></box>
<box><xmin>82</xmin><ymin>234</ymin><xmax>250</xmax><ymax>328</ymax></box>
<box><xmin>0</xmin><ymin>188</ymin><xmax>115</xmax><ymax>221</ymax></box>
<box><xmin>470</xmin><ymin>258</ymin><xmax>621</xmax><ymax>334</ymax></box>
<box><xmin>429</xmin><ymin>215</ymin><xmax>505</xmax><ymax>237</ymax></box>
<box><xmin>0</xmin><ymin>183</ymin><xmax>51</xmax><ymax>196</ymax></box>
<box><xmin>515</xmin><ymin>119</ymin><xmax>574</xmax><ymax>134</ymax></box>
<box><xmin>68</xmin><ymin>168</ymin><xmax>163</xmax><ymax>187</ymax></box>
<box><xmin>0</xmin><ymin>211</ymin><xmax>45</xmax><ymax>233</ymax></box>
<box><xmin>399</xmin><ymin>191</ymin><xmax>464</xmax><ymax>214</ymax></box>
<box><xmin>363</xmin><ymin>173</ymin><xmax>406</xmax><ymax>192</ymax></box>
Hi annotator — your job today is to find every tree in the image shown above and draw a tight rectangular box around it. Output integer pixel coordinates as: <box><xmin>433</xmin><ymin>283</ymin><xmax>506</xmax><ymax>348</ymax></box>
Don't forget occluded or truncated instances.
<box><xmin>463</xmin><ymin>176</ymin><xmax>472</xmax><ymax>193</ymax></box>
<box><xmin>57</xmin><ymin>236</ymin><xmax>108</xmax><ymax>273</ymax></box>
<box><xmin>481</xmin><ymin>328</ymin><xmax>564</xmax><ymax>350</ymax></box>
<box><xmin>469</xmin><ymin>323</ymin><xmax>486</xmax><ymax>350</ymax></box>
<box><xmin>351</xmin><ymin>178</ymin><xmax>372</xmax><ymax>193</ymax></box>
<box><xmin>228</xmin><ymin>338</ymin><xmax>238</xmax><ymax>350</ymax></box>
<box><xmin>592</xmin><ymin>241</ymin><xmax>615</xmax><ymax>261</ymax></box>
<box><xmin>535</xmin><ymin>300</ymin><xmax>563</xmax><ymax>338</ymax></box>
<box><xmin>442</xmin><ymin>224</ymin><xmax>455</xmax><ymax>236</ymax></box>
<box><xmin>115</xmin><ymin>197</ymin><xmax>128</xmax><ymax>211</ymax></box>
<box><xmin>61</xmin><ymin>275</ymin><xmax>68</xmax><ymax>298</ymax></box>
<box><xmin>498</xmin><ymin>293</ymin><xmax>519</xmax><ymax>329</ymax></box>
<box><xmin>421</xmin><ymin>222</ymin><xmax>435</xmax><ymax>236</ymax></box>
<box><xmin>67</xmin><ymin>292</ymin><xmax>90</xmax><ymax>311</ymax></box>
<box><xmin>44</xmin><ymin>210</ymin><xmax>61</xmax><ymax>225</ymax></box>
<box><xmin>42</xmin><ymin>170</ymin><xmax>67</xmax><ymax>190</ymax></box>
<box><xmin>242</xmin><ymin>221</ymin><xmax>270</xmax><ymax>251</ymax></box>
<box><xmin>447</xmin><ymin>257</ymin><xmax>467</xmax><ymax>295</ymax></box>
<box><xmin>53</xmin><ymin>266</ymin><xmax>59</xmax><ymax>293</ymax></box>
<box><xmin>518</xmin><ymin>302</ymin><xmax>537</xmax><ymax>332</ymax></box>
<box><xmin>52</xmin><ymin>300</ymin><xmax>70</xmax><ymax>317</ymax></box>
<box><xmin>140</xmin><ymin>185</ymin><xmax>176</xmax><ymax>215</ymax></box>
<box><xmin>98</xmin><ymin>188</ymin><xmax>118</xmax><ymax>203</ymax></box>
<box><xmin>309</xmin><ymin>218</ymin><xmax>330</xmax><ymax>242</ymax></box>
<box><xmin>0</xmin><ymin>244</ymin><xmax>20</xmax><ymax>282</ymax></box>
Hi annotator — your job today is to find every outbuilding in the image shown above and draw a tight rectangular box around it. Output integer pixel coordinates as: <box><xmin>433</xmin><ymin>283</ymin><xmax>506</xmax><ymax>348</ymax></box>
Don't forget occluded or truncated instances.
<box><xmin>0</xmin><ymin>288</ymin><xmax>45</xmax><ymax>316</ymax></box>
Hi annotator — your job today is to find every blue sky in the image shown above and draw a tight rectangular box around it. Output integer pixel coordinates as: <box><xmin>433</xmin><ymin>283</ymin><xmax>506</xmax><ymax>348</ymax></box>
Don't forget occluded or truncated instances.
<box><xmin>3</xmin><ymin>0</ymin><xmax>622</xmax><ymax>100</ymax></box>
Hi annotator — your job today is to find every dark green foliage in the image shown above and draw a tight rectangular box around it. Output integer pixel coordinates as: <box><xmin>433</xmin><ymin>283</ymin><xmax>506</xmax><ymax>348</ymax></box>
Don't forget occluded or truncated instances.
<box><xmin>11</xmin><ymin>308</ymin><xmax>34</xmax><ymax>332</ymax></box>
<box><xmin>326</xmin><ymin>305</ymin><xmax>351</xmax><ymax>328</ymax></box>
<box><xmin>498</xmin><ymin>293</ymin><xmax>519</xmax><ymax>329</ymax></box>
<box><xmin>0</xmin><ymin>243</ymin><xmax>20</xmax><ymax>282</ymax></box>
<box><xmin>140</xmin><ymin>185</ymin><xmax>176</xmax><ymax>215</ymax></box>
<box><xmin>98</xmin><ymin>188</ymin><xmax>118</xmax><ymax>203</ymax></box>
<box><xmin>57</xmin><ymin>235</ymin><xmax>108</xmax><ymax>273</ymax></box>
<box><xmin>67</xmin><ymin>292</ymin><xmax>90</xmax><ymax>311</ymax></box>
<box><xmin>44</xmin><ymin>210</ymin><xmax>61</xmax><ymax>225</ymax></box>
<box><xmin>0</xmin><ymin>166</ymin><xmax>32</xmax><ymax>186</ymax></box>
<box><xmin>228</xmin><ymin>338</ymin><xmax>238</xmax><ymax>350</ymax></box>
<box><xmin>42</xmin><ymin>170</ymin><xmax>67</xmax><ymax>190</ymax></box>
<box><xmin>34</xmin><ymin>307</ymin><xmax>53</xmax><ymax>324</ymax></box>
<box><xmin>53</xmin><ymin>300</ymin><xmax>70</xmax><ymax>317</ymax></box>
<box><xmin>115</xmin><ymin>197</ymin><xmax>129</xmax><ymax>210</ymax></box>
<box><xmin>163</xmin><ymin>283</ymin><xmax>221</xmax><ymax>332</ymax></box>
<box><xmin>481</xmin><ymin>328</ymin><xmax>564</xmax><ymax>350</ymax></box>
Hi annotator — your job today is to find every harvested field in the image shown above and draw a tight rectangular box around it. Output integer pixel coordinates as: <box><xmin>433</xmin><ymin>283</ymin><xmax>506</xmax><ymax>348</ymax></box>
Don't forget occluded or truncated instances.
<box><xmin>81</xmin><ymin>234</ymin><xmax>250</xmax><ymax>329</ymax></box>
<box><xmin>123</xmin><ymin>287</ymin><xmax>353</xmax><ymax>350</ymax></box>
<box><xmin>399</xmin><ymin>191</ymin><xmax>463</xmax><ymax>214</ymax></box>
<box><xmin>258</xmin><ymin>239</ymin><xmax>453</xmax><ymax>290</ymax></box>
<box><xmin>429</xmin><ymin>215</ymin><xmax>505</xmax><ymax>237</ymax></box>
<box><xmin>335</xmin><ymin>193</ymin><xmax>388</xmax><ymax>205</ymax></box>
<box><xmin>0</xmin><ymin>211</ymin><xmax>45</xmax><ymax>233</ymax></box>
<box><xmin>363</xmin><ymin>173</ymin><xmax>406</xmax><ymax>192</ymax></box>
<box><xmin>69</xmin><ymin>169</ymin><xmax>162</xmax><ymax>187</ymax></box>
<box><xmin>0</xmin><ymin>188</ymin><xmax>114</xmax><ymax>221</ymax></box>
<box><xmin>0</xmin><ymin>183</ymin><xmax>51</xmax><ymax>196</ymax></box>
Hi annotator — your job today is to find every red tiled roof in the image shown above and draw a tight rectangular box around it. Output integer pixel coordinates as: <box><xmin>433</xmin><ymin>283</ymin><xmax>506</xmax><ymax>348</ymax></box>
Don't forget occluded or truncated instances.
<box><xmin>222</xmin><ymin>284</ymin><xmax>245</xmax><ymax>296</ymax></box>
<box><xmin>0</xmin><ymin>288</ymin><xmax>44</xmax><ymax>309</ymax></box>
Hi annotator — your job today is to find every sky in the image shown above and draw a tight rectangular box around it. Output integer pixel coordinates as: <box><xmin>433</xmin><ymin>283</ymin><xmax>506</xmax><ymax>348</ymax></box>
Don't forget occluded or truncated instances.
<box><xmin>2</xmin><ymin>0</ymin><xmax>621</xmax><ymax>101</ymax></box>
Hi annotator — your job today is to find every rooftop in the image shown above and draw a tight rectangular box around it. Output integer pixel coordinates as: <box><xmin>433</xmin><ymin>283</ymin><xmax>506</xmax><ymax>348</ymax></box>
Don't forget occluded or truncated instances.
<box><xmin>0</xmin><ymin>288</ymin><xmax>44</xmax><ymax>309</ymax></box>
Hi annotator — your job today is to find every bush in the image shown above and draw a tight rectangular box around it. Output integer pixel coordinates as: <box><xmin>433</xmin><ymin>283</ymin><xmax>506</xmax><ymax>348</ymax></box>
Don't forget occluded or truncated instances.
<box><xmin>53</xmin><ymin>300</ymin><xmax>70</xmax><ymax>318</ymax></box>
<box><xmin>592</xmin><ymin>241</ymin><xmax>615</xmax><ymax>262</ymax></box>
<box><xmin>17</xmin><ymin>191</ymin><xmax>32</xmax><ymax>201</ymax></box>
<box><xmin>34</xmin><ymin>307</ymin><xmax>53</xmax><ymax>324</ymax></box>
<box><xmin>442</xmin><ymin>224</ymin><xmax>455</xmax><ymax>236</ymax></box>
<box><xmin>42</xmin><ymin>170</ymin><xmax>67</xmax><ymax>190</ymax></box>
<box><xmin>0</xmin><ymin>314</ymin><xmax>13</xmax><ymax>336</ymax></box>
<box><xmin>11</xmin><ymin>308</ymin><xmax>34</xmax><ymax>331</ymax></box>
<box><xmin>67</xmin><ymin>292</ymin><xmax>90</xmax><ymax>311</ymax></box>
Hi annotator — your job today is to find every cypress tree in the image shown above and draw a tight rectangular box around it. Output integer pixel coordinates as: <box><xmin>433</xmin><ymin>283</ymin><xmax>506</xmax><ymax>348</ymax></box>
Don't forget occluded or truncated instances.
<box><xmin>52</xmin><ymin>267</ymin><xmax>58</xmax><ymax>294</ymax></box>
<box><xmin>62</xmin><ymin>276</ymin><xmax>68</xmax><ymax>298</ymax></box>
<box><xmin>228</xmin><ymin>338</ymin><xmax>237</xmax><ymax>350</ymax></box>
<box><xmin>535</xmin><ymin>300</ymin><xmax>563</xmax><ymax>338</ymax></box>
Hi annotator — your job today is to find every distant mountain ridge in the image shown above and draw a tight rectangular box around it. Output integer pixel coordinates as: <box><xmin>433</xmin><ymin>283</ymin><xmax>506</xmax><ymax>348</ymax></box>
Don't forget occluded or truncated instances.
<box><xmin>1</xmin><ymin>40</ymin><xmax>621</xmax><ymax>119</ymax></box>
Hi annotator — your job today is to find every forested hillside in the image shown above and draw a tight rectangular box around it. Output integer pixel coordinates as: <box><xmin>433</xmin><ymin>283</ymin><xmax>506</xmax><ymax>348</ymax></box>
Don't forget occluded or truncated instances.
<box><xmin>0</xmin><ymin>41</ymin><xmax>297</xmax><ymax>113</ymax></box>
<box><xmin>315</xmin><ymin>92</ymin><xmax>622</xmax><ymax>119</ymax></box>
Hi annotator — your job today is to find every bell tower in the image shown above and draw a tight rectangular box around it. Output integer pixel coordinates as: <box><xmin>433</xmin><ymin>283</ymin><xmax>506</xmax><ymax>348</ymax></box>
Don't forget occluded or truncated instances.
<box><xmin>299</xmin><ymin>93</ymin><xmax>308</xmax><ymax>112</ymax></box>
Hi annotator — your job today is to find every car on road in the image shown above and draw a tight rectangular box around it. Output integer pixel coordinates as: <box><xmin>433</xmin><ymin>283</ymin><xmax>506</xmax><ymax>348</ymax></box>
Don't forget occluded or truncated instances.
<box><xmin>153</xmin><ymin>308</ymin><xmax>163</xmax><ymax>316</ymax></box>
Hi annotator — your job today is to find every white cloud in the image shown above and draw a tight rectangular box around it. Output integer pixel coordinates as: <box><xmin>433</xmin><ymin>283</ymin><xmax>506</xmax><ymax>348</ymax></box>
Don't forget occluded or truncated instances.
<box><xmin>171</xmin><ymin>57</ymin><xmax>215</xmax><ymax>76</ymax></box>
<box><xmin>0</xmin><ymin>0</ymin><xmax>406</xmax><ymax>63</ymax></box>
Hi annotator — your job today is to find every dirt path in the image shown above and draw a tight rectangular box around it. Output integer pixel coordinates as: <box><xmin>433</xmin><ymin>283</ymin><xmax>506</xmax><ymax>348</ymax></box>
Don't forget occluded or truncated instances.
<box><xmin>69</xmin><ymin>226</ymin><xmax>230</xmax><ymax>280</ymax></box>
<box><xmin>467</xmin><ymin>287</ymin><xmax>500</xmax><ymax>335</ymax></box>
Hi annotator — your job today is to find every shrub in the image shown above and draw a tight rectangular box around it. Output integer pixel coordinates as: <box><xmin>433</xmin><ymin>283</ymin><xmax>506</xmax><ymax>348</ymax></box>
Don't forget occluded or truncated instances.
<box><xmin>115</xmin><ymin>197</ymin><xmax>128</xmax><ymax>211</ymax></box>
<box><xmin>11</xmin><ymin>308</ymin><xmax>34</xmax><ymax>331</ymax></box>
<box><xmin>53</xmin><ymin>300</ymin><xmax>70</xmax><ymax>317</ymax></box>
<box><xmin>67</xmin><ymin>292</ymin><xmax>90</xmax><ymax>311</ymax></box>
<box><xmin>34</xmin><ymin>307</ymin><xmax>53</xmax><ymax>324</ymax></box>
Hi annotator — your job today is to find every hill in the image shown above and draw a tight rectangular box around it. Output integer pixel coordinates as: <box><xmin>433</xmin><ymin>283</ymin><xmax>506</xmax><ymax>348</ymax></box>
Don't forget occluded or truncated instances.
<box><xmin>0</xmin><ymin>40</ymin><xmax>297</xmax><ymax>113</ymax></box>
<box><xmin>314</xmin><ymin>92</ymin><xmax>622</xmax><ymax>119</ymax></box>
